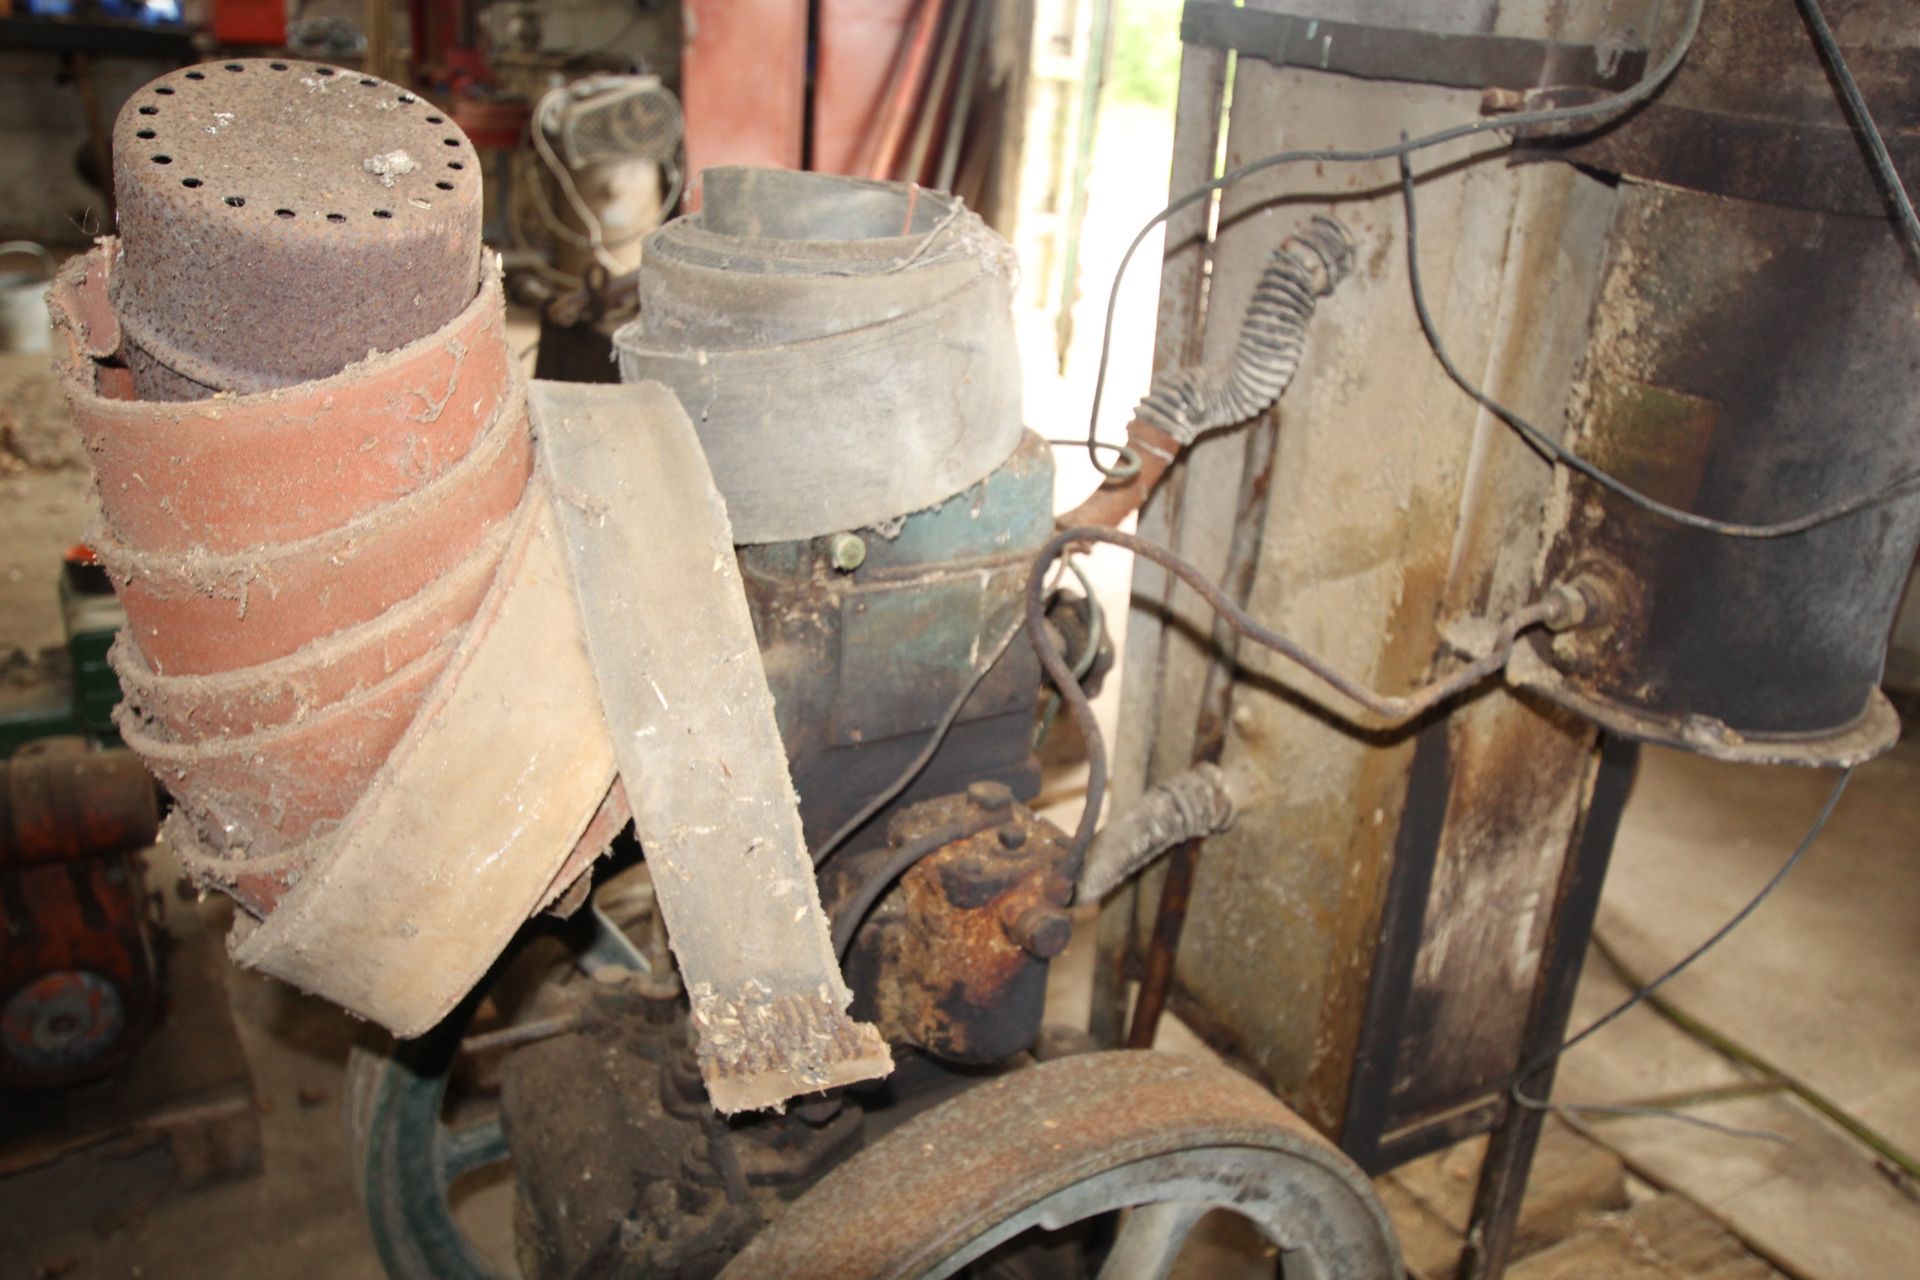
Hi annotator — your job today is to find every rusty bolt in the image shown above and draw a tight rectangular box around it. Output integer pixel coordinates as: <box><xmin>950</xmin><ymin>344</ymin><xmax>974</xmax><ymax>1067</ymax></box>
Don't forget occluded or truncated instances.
<box><xmin>1008</xmin><ymin>906</ymin><xmax>1072</xmax><ymax>959</ymax></box>
<box><xmin>1544</xmin><ymin>572</ymin><xmax>1617</xmax><ymax>633</ymax></box>
<box><xmin>967</xmin><ymin>780</ymin><xmax>1014</xmax><ymax>810</ymax></box>
<box><xmin>1542</xmin><ymin>582</ymin><xmax>1590</xmax><ymax>632</ymax></box>
<box><xmin>995</xmin><ymin>825</ymin><xmax>1027</xmax><ymax>851</ymax></box>
<box><xmin>826</xmin><ymin>532</ymin><xmax>867</xmax><ymax>573</ymax></box>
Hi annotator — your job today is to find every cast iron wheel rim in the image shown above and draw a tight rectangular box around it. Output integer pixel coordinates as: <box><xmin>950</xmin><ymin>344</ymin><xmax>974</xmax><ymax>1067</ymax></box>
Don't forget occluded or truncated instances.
<box><xmin>345</xmin><ymin>903</ymin><xmax>651</xmax><ymax>1280</ymax></box>
<box><xmin>346</xmin><ymin>1018</ymin><xmax>506</xmax><ymax>1280</ymax></box>
<box><xmin>718</xmin><ymin>1050</ymin><xmax>1403</xmax><ymax>1280</ymax></box>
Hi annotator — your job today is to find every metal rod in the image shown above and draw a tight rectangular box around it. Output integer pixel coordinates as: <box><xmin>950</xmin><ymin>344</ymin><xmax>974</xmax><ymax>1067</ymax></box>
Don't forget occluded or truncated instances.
<box><xmin>1456</xmin><ymin>736</ymin><xmax>1637</xmax><ymax>1280</ymax></box>
<box><xmin>901</xmin><ymin>0</ymin><xmax>971</xmax><ymax>185</ymax></box>
<box><xmin>933</xmin><ymin>0</ymin><xmax>990</xmax><ymax>192</ymax></box>
<box><xmin>1126</xmin><ymin>412</ymin><xmax>1278</xmax><ymax>1048</ymax></box>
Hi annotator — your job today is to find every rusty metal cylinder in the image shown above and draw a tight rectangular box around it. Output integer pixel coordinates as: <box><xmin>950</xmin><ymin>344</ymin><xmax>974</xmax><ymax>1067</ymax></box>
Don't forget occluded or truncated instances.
<box><xmin>1519</xmin><ymin>0</ymin><xmax>1920</xmax><ymax>765</ymax></box>
<box><xmin>110</xmin><ymin>59</ymin><xmax>483</xmax><ymax>399</ymax></box>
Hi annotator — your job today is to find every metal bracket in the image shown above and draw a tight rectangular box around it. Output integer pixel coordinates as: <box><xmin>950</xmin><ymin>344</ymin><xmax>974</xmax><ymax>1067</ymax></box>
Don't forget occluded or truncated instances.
<box><xmin>1179</xmin><ymin>1</ymin><xmax>1646</xmax><ymax>95</ymax></box>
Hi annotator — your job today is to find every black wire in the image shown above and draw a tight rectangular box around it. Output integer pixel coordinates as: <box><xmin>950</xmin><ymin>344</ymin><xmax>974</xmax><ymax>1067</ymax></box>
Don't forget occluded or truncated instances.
<box><xmin>1794</xmin><ymin>0</ymin><xmax>1920</xmax><ymax>259</ymax></box>
<box><xmin>810</xmin><ymin>615</ymin><xmax>1024</xmax><ymax>868</ymax></box>
<box><xmin>1083</xmin><ymin>0</ymin><xmax>1708</xmax><ymax>477</ymax></box>
<box><xmin>1026</xmin><ymin>526</ymin><xmax>1560</xmax><ymax>864</ymax></box>
<box><xmin>1513</xmin><ymin>767</ymin><xmax>1852</xmax><ymax>1100</ymax></box>
<box><xmin>1085</xmin><ymin>0</ymin><xmax>1920</xmax><ymax>538</ymax></box>
<box><xmin>1396</xmin><ymin>154</ymin><xmax>1920</xmax><ymax>538</ymax></box>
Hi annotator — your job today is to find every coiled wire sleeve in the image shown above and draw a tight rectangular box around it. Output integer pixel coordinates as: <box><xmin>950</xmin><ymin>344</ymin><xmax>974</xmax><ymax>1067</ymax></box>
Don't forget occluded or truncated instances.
<box><xmin>1133</xmin><ymin>216</ymin><xmax>1355</xmax><ymax>446</ymax></box>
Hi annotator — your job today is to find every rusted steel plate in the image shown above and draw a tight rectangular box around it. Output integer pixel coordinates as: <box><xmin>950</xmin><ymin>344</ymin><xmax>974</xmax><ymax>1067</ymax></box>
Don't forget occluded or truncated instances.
<box><xmin>110</xmin><ymin>59</ymin><xmax>482</xmax><ymax>397</ymax></box>
<box><xmin>1110</xmin><ymin>0</ymin><xmax>1627</xmax><ymax>1143</ymax></box>
<box><xmin>1541</xmin><ymin>0</ymin><xmax>1920</xmax><ymax>216</ymax></box>
<box><xmin>536</xmin><ymin>379</ymin><xmax>890</xmax><ymax>1114</ymax></box>
<box><xmin>1180</xmin><ymin>1</ymin><xmax>1647</xmax><ymax>94</ymax></box>
<box><xmin>720</xmin><ymin>1051</ymin><xmax>1398</xmax><ymax>1279</ymax></box>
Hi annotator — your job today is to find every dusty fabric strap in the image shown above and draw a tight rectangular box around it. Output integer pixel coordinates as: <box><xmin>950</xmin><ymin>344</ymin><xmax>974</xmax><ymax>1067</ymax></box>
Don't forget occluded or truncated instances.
<box><xmin>534</xmin><ymin>379</ymin><xmax>891</xmax><ymax>1113</ymax></box>
<box><xmin>226</xmin><ymin>493</ymin><xmax>619</xmax><ymax>1035</ymax></box>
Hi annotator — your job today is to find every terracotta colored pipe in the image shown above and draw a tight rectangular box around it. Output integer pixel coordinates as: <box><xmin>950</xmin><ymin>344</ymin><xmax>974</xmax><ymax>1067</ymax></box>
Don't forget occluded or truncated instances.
<box><xmin>1056</xmin><ymin>420</ymin><xmax>1183</xmax><ymax>529</ymax></box>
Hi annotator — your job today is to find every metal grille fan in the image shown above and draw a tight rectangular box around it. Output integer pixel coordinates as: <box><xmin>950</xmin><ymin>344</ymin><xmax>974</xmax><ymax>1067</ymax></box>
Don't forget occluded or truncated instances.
<box><xmin>530</xmin><ymin>74</ymin><xmax>685</xmax><ymax>278</ymax></box>
<box><xmin>546</xmin><ymin>74</ymin><xmax>683</xmax><ymax>170</ymax></box>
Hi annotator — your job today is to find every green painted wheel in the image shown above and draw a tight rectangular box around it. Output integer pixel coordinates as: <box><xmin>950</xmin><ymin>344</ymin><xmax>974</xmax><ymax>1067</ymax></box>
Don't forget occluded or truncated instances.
<box><xmin>344</xmin><ymin>904</ymin><xmax>651</xmax><ymax>1280</ymax></box>
<box><xmin>346</xmin><ymin>1017</ymin><xmax>509</xmax><ymax>1280</ymax></box>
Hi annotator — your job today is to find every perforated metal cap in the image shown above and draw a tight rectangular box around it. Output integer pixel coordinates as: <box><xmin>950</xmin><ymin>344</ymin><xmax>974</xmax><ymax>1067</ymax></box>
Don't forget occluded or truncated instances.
<box><xmin>111</xmin><ymin>59</ymin><xmax>483</xmax><ymax>399</ymax></box>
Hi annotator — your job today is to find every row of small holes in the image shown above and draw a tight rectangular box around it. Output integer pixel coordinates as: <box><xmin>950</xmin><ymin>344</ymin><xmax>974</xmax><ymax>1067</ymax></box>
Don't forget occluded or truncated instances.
<box><xmin>155</xmin><ymin>69</ymin><xmax>427</xmax><ymax>110</ymax></box>
<box><xmin>149</xmin><ymin>69</ymin><xmax>460</xmax><ymax>215</ymax></box>
<box><xmin>166</xmin><ymin>176</ymin><xmax>436</xmax><ymax>223</ymax></box>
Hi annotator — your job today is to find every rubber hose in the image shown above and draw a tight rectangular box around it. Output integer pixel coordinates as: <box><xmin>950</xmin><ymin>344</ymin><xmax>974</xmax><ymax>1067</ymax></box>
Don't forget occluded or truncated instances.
<box><xmin>1075</xmin><ymin>763</ymin><xmax>1237</xmax><ymax>904</ymax></box>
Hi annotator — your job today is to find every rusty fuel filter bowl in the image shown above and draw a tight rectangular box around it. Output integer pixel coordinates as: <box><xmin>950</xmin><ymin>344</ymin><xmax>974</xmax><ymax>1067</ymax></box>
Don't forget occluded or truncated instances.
<box><xmin>110</xmin><ymin>59</ymin><xmax>483</xmax><ymax>399</ymax></box>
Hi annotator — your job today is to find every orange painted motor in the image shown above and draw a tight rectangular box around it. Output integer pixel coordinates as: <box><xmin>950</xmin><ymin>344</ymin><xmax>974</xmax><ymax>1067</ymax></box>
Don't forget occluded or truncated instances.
<box><xmin>0</xmin><ymin>739</ymin><xmax>162</xmax><ymax>1088</ymax></box>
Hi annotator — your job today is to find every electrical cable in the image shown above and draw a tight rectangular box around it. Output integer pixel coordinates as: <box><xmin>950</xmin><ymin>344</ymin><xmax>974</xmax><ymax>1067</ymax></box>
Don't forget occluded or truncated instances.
<box><xmin>530</xmin><ymin>96</ymin><xmax>625</xmax><ymax>276</ymax></box>
<box><xmin>1033</xmin><ymin>554</ymin><xmax>1104</xmax><ymax>749</ymax></box>
<box><xmin>1523</xmin><ymin>1097</ymin><xmax>1792</xmax><ymax>1146</ymax></box>
<box><xmin>1081</xmin><ymin>0</ymin><xmax>1708</xmax><ymax>478</ymax></box>
<box><xmin>1793</xmin><ymin>0</ymin><xmax>1920</xmax><ymax>260</ymax></box>
<box><xmin>1079</xmin><ymin>0</ymin><xmax>1920</xmax><ymax>540</ymax></box>
<box><xmin>809</xmin><ymin>612</ymin><xmax>1026</xmax><ymax>868</ymax></box>
<box><xmin>1027</xmin><ymin>526</ymin><xmax>1566</xmax><ymax>861</ymax></box>
<box><xmin>1397</xmin><ymin>153</ymin><xmax>1920</xmax><ymax>538</ymax></box>
<box><xmin>1510</xmin><ymin>767</ymin><xmax>1852</xmax><ymax>1113</ymax></box>
<box><xmin>1588</xmin><ymin>929</ymin><xmax>1920</xmax><ymax>1177</ymax></box>
<box><xmin>1045</xmin><ymin>436</ymin><xmax>1142</xmax><ymax>482</ymax></box>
